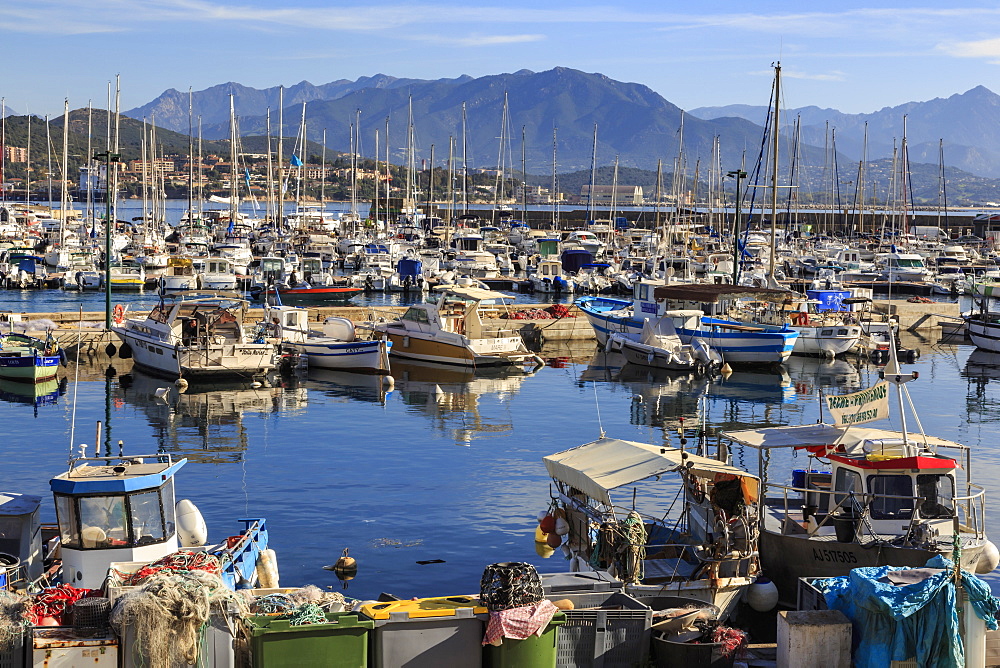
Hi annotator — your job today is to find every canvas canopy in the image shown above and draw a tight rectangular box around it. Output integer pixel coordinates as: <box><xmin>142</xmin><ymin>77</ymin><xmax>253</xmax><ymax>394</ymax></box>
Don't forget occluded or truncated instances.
<box><xmin>543</xmin><ymin>436</ymin><xmax>757</xmax><ymax>507</ymax></box>
<box><xmin>720</xmin><ymin>423</ymin><xmax>965</xmax><ymax>453</ymax></box>
<box><xmin>433</xmin><ymin>286</ymin><xmax>514</xmax><ymax>302</ymax></box>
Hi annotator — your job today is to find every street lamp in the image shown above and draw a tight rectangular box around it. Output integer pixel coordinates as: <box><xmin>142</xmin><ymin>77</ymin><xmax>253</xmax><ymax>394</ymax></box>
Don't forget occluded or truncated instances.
<box><xmin>726</xmin><ymin>170</ymin><xmax>747</xmax><ymax>284</ymax></box>
<box><xmin>94</xmin><ymin>151</ymin><xmax>121</xmax><ymax>329</ymax></box>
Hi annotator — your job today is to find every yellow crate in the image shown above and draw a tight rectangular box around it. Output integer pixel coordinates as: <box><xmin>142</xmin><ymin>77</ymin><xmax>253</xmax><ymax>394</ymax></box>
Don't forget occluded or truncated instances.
<box><xmin>360</xmin><ymin>596</ymin><xmax>486</xmax><ymax>620</ymax></box>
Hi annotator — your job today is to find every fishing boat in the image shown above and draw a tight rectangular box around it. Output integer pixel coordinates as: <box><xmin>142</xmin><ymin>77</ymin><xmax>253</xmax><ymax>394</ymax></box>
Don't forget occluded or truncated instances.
<box><xmin>577</xmin><ymin>281</ymin><xmax>798</xmax><ymax>365</ymax></box>
<box><xmin>110</xmin><ymin>291</ymin><xmax>276</xmax><ymax>380</ymax></box>
<box><xmin>0</xmin><ymin>332</ymin><xmax>62</xmax><ymax>382</ymax></box>
<box><xmin>542</xmin><ymin>435</ymin><xmax>761</xmax><ymax>618</ymax></box>
<box><xmin>251</xmin><ymin>284</ymin><xmax>363</xmax><ymax>304</ymax></box>
<box><xmin>271</xmin><ymin>305</ymin><xmax>392</xmax><ymax>374</ymax></box>
<box><xmin>964</xmin><ymin>306</ymin><xmax>1000</xmax><ymax>353</ymax></box>
<box><xmin>605</xmin><ymin>313</ymin><xmax>722</xmax><ymax>373</ymax></box>
<box><xmin>0</xmin><ymin>443</ymin><xmax>270</xmax><ymax>593</ymax></box>
<box><xmin>718</xmin><ymin>342</ymin><xmax>997</xmax><ymax>607</ymax></box>
<box><xmin>370</xmin><ymin>286</ymin><xmax>544</xmax><ymax>369</ymax></box>
<box><xmin>789</xmin><ymin>288</ymin><xmax>863</xmax><ymax>357</ymax></box>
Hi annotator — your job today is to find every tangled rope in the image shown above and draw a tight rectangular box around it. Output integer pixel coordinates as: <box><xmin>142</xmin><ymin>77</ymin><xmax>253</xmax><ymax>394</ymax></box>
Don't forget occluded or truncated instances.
<box><xmin>114</xmin><ymin>550</ymin><xmax>221</xmax><ymax>586</ymax></box>
<box><xmin>618</xmin><ymin>511</ymin><xmax>647</xmax><ymax>584</ymax></box>
<box><xmin>708</xmin><ymin>625</ymin><xmax>748</xmax><ymax>658</ymax></box>
<box><xmin>0</xmin><ymin>590</ymin><xmax>30</xmax><ymax>648</ymax></box>
<box><xmin>286</xmin><ymin>603</ymin><xmax>328</xmax><ymax>626</ymax></box>
<box><xmin>110</xmin><ymin>570</ymin><xmax>247</xmax><ymax>667</ymax></box>
<box><xmin>28</xmin><ymin>585</ymin><xmax>98</xmax><ymax>625</ymax></box>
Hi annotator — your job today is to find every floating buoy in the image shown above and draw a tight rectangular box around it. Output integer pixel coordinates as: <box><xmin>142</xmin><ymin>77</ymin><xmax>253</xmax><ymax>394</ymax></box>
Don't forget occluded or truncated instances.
<box><xmin>554</xmin><ymin>518</ymin><xmax>570</xmax><ymax>536</ymax></box>
<box><xmin>719</xmin><ymin>363</ymin><xmax>733</xmax><ymax>376</ymax></box>
<box><xmin>175</xmin><ymin>378</ymin><xmax>189</xmax><ymax>393</ymax></box>
<box><xmin>552</xmin><ymin>507</ymin><xmax>566</xmax><ymax>521</ymax></box>
<box><xmin>977</xmin><ymin>540</ymin><xmax>1000</xmax><ymax>574</ymax></box>
<box><xmin>384</xmin><ymin>375</ymin><xmax>395</xmax><ymax>388</ymax></box>
<box><xmin>746</xmin><ymin>577</ymin><xmax>780</xmax><ymax>612</ymax></box>
<box><xmin>118</xmin><ymin>342</ymin><xmax>133</xmax><ymax>359</ymax></box>
<box><xmin>534</xmin><ymin>541</ymin><xmax>555</xmax><ymax>558</ymax></box>
<box><xmin>534</xmin><ymin>526</ymin><xmax>547</xmax><ymax>543</ymax></box>
<box><xmin>332</xmin><ymin>548</ymin><xmax>358</xmax><ymax>582</ymax></box>
<box><xmin>537</xmin><ymin>510</ymin><xmax>549</xmax><ymax>522</ymax></box>
<box><xmin>105</xmin><ymin>342</ymin><xmax>117</xmax><ymax>357</ymax></box>
<box><xmin>539</xmin><ymin>515</ymin><xmax>556</xmax><ymax>534</ymax></box>
<box><xmin>545</xmin><ymin>532</ymin><xmax>562</xmax><ymax>548</ymax></box>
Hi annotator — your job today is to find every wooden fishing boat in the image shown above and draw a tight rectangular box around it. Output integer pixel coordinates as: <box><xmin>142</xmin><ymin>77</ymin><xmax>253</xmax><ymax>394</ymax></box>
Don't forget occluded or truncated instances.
<box><xmin>0</xmin><ymin>332</ymin><xmax>62</xmax><ymax>383</ymax></box>
<box><xmin>251</xmin><ymin>285</ymin><xmax>362</xmax><ymax>304</ymax></box>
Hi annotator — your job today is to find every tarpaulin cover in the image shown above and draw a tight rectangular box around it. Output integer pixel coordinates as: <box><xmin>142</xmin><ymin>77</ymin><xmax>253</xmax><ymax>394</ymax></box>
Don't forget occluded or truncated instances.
<box><xmin>815</xmin><ymin>556</ymin><xmax>1000</xmax><ymax>668</ymax></box>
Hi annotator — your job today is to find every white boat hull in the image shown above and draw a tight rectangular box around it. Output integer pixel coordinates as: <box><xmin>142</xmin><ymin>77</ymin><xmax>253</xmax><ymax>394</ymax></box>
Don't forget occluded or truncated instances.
<box><xmin>285</xmin><ymin>338</ymin><xmax>391</xmax><ymax>374</ymax></box>
<box><xmin>112</xmin><ymin>325</ymin><xmax>275</xmax><ymax>379</ymax></box>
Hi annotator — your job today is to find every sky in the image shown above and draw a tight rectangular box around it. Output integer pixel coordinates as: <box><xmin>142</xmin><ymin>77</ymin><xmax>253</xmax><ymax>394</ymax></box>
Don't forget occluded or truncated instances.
<box><xmin>6</xmin><ymin>0</ymin><xmax>1000</xmax><ymax>117</ymax></box>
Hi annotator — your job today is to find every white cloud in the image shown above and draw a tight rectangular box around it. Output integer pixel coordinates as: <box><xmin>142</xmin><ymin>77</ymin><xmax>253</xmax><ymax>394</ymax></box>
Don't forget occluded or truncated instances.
<box><xmin>938</xmin><ymin>37</ymin><xmax>1000</xmax><ymax>59</ymax></box>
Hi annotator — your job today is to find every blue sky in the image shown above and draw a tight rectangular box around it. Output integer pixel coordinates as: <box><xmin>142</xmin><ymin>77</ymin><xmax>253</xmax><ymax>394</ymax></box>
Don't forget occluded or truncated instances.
<box><xmin>5</xmin><ymin>0</ymin><xmax>1000</xmax><ymax>116</ymax></box>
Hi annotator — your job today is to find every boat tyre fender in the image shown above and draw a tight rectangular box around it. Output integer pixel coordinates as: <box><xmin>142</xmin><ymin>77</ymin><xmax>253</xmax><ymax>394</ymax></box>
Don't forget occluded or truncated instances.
<box><xmin>118</xmin><ymin>342</ymin><xmax>133</xmax><ymax>359</ymax></box>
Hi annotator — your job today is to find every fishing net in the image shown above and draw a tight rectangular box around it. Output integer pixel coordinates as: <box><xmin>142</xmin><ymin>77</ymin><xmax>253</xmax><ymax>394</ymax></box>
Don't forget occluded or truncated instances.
<box><xmin>110</xmin><ymin>570</ymin><xmax>247</xmax><ymax>667</ymax></box>
<box><xmin>245</xmin><ymin>585</ymin><xmax>347</xmax><ymax>615</ymax></box>
<box><xmin>28</xmin><ymin>584</ymin><xmax>99</xmax><ymax>625</ymax></box>
<box><xmin>0</xmin><ymin>589</ymin><xmax>30</xmax><ymax>649</ymax></box>
<box><xmin>111</xmin><ymin>550</ymin><xmax>222</xmax><ymax>586</ymax></box>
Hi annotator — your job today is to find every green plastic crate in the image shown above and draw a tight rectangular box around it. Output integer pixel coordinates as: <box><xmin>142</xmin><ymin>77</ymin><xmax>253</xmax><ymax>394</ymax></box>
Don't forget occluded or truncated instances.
<box><xmin>484</xmin><ymin>613</ymin><xmax>565</xmax><ymax>668</ymax></box>
<box><xmin>245</xmin><ymin>612</ymin><xmax>374</xmax><ymax>668</ymax></box>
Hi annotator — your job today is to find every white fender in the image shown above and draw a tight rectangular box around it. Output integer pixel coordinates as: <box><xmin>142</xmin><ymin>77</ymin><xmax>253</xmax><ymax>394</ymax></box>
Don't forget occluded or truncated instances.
<box><xmin>175</xmin><ymin>499</ymin><xmax>208</xmax><ymax>547</ymax></box>
<box><xmin>257</xmin><ymin>548</ymin><xmax>279</xmax><ymax>588</ymax></box>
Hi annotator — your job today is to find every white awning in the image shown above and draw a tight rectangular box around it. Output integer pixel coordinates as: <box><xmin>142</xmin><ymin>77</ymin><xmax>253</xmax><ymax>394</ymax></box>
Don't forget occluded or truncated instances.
<box><xmin>720</xmin><ymin>423</ymin><xmax>966</xmax><ymax>453</ymax></box>
<box><xmin>543</xmin><ymin>436</ymin><xmax>756</xmax><ymax>507</ymax></box>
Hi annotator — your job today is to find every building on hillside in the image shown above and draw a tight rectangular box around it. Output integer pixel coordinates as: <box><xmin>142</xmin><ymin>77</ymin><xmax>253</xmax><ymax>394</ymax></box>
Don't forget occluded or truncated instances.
<box><xmin>580</xmin><ymin>185</ymin><xmax>643</xmax><ymax>206</ymax></box>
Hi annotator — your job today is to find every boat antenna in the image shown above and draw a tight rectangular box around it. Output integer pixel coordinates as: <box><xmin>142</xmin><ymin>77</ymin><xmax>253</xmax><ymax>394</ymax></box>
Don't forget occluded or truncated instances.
<box><xmin>68</xmin><ymin>306</ymin><xmax>84</xmax><ymax>464</ymax></box>
<box><xmin>592</xmin><ymin>381</ymin><xmax>605</xmax><ymax>438</ymax></box>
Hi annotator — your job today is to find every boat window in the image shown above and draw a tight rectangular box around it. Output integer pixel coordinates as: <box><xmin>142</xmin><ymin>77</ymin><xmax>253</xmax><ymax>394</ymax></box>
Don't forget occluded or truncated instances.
<box><xmin>821</xmin><ymin>329</ymin><xmax>834</xmax><ymax>336</ymax></box>
<box><xmin>78</xmin><ymin>495</ymin><xmax>129</xmax><ymax>548</ymax></box>
<box><xmin>867</xmin><ymin>475</ymin><xmax>914</xmax><ymax>520</ymax></box>
<box><xmin>832</xmin><ymin>468</ymin><xmax>862</xmax><ymax>509</ymax></box>
<box><xmin>401</xmin><ymin>307</ymin><xmax>430</xmax><ymax>324</ymax></box>
<box><xmin>0</xmin><ymin>517</ymin><xmax>22</xmax><ymax>557</ymax></box>
<box><xmin>54</xmin><ymin>494</ymin><xmax>79</xmax><ymax>548</ymax></box>
<box><xmin>916</xmin><ymin>474</ymin><xmax>954</xmax><ymax>519</ymax></box>
<box><xmin>129</xmin><ymin>490</ymin><xmax>166</xmax><ymax>546</ymax></box>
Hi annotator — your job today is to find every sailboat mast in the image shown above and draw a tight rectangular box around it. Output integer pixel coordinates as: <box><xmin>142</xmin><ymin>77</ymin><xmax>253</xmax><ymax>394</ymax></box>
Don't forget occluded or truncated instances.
<box><xmin>462</xmin><ymin>102</ymin><xmax>468</xmax><ymax>214</ymax></box>
<box><xmin>60</xmin><ymin>99</ymin><xmax>69</xmax><ymax>244</ymax></box>
<box><xmin>768</xmin><ymin>62</ymin><xmax>781</xmax><ymax>280</ymax></box>
<box><xmin>587</xmin><ymin>123</ymin><xmax>598</xmax><ymax>222</ymax></box>
<box><xmin>229</xmin><ymin>95</ymin><xmax>238</xmax><ymax>227</ymax></box>
<box><xmin>277</xmin><ymin>86</ymin><xmax>284</xmax><ymax>217</ymax></box>
<box><xmin>551</xmin><ymin>127</ymin><xmax>558</xmax><ymax>229</ymax></box>
<box><xmin>188</xmin><ymin>88</ymin><xmax>194</xmax><ymax>222</ymax></box>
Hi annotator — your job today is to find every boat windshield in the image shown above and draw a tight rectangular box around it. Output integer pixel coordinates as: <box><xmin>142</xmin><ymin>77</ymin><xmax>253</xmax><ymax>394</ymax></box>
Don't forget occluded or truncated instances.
<box><xmin>916</xmin><ymin>474</ymin><xmax>954</xmax><ymax>518</ymax></box>
<box><xmin>54</xmin><ymin>479</ymin><xmax>175</xmax><ymax>550</ymax></box>
<box><xmin>891</xmin><ymin>258</ymin><xmax>924</xmax><ymax>268</ymax></box>
<box><xmin>401</xmin><ymin>307</ymin><xmax>431</xmax><ymax>324</ymax></box>
<box><xmin>867</xmin><ymin>474</ymin><xmax>913</xmax><ymax>520</ymax></box>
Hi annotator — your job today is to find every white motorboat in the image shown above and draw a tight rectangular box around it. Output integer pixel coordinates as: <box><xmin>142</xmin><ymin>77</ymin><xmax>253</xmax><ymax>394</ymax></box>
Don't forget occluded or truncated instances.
<box><xmin>111</xmin><ymin>291</ymin><xmax>276</xmax><ymax>380</ymax></box>
<box><xmin>606</xmin><ymin>313</ymin><xmax>722</xmax><ymax>372</ymax></box>
<box><xmin>273</xmin><ymin>305</ymin><xmax>392</xmax><ymax>374</ymax></box>
<box><xmin>371</xmin><ymin>286</ymin><xmax>544</xmax><ymax>369</ymax></box>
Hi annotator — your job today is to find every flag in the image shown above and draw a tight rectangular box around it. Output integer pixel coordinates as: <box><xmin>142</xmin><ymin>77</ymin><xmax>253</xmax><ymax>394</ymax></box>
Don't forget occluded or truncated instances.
<box><xmin>244</xmin><ymin>168</ymin><xmax>251</xmax><ymax>188</ymax></box>
<box><xmin>290</xmin><ymin>155</ymin><xmax>303</xmax><ymax>168</ymax></box>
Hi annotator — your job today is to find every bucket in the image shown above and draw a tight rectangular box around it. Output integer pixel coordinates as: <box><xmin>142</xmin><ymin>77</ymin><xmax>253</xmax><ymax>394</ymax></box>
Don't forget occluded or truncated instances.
<box><xmin>833</xmin><ymin>511</ymin><xmax>859</xmax><ymax>543</ymax></box>
<box><xmin>652</xmin><ymin>633</ymin><xmax>736</xmax><ymax>668</ymax></box>
<box><xmin>0</xmin><ymin>554</ymin><xmax>19</xmax><ymax>589</ymax></box>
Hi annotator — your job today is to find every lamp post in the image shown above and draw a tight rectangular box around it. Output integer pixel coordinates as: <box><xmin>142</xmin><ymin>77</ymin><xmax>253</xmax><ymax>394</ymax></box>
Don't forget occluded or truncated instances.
<box><xmin>94</xmin><ymin>151</ymin><xmax>120</xmax><ymax>329</ymax></box>
<box><xmin>727</xmin><ymin>170</ymin><xmax>746</xmax><ymax>284</ymax></box>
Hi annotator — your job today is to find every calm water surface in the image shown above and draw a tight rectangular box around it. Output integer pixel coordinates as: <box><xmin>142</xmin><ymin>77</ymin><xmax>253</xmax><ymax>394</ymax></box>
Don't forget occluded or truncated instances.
<box><xmin>2</xmin><ymin>325</ymin><xmax>999</xmax><ymax>598</ymax></box>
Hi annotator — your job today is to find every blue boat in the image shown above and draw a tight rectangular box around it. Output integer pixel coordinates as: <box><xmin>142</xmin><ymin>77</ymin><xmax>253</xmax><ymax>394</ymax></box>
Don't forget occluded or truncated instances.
<box><xmin>0</xmin><ymin>332</ymin><xmax>62</xmax><ymax>382</ymax></box>
<box><xmin>576</xmin><ymin>281</ymin><xmax>799</xmax><ymax>364</ymax></box>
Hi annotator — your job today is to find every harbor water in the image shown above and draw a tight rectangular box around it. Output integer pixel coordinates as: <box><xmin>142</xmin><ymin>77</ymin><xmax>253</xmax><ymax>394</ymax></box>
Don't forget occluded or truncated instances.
<box><xmin>2</xmin><ymin>313</ymin><xmax>999</xmax><ymax>599</ymax></box>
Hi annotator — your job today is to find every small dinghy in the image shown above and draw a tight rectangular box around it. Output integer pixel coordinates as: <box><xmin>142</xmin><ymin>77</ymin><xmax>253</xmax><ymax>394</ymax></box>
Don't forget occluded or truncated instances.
<box><xmin>607</xmin><ymin>315</ymin><xmax>722</xmax><ymax>373</ymax></box>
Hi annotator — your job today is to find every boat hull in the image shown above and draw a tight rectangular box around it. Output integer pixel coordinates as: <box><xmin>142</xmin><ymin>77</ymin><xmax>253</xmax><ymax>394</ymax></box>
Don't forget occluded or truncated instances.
<box><xmin>607</xmin><ymin>333</ymin><xmax>697</xmax><ymax>371</ymax></box>
<box><xmin>0</xmin><ymin>353</ymin><xmax>60</xmax><ymax>382</ymax></box>
<box><xmin>285</xmin><ymin>338</ymin><xmax>391</xmax><ymax>374</ymax></box>
<box><xmin>967</xmin><ymin>314</ymin><xmax>1000</xmax><ymax>352</ymax></box>
<box><xmin>760</xmin><ymin>529</ymin><xmax>987</xmax><ymax>608</ymax></box>
<box><xmin>382</xmin><ymin>329</ymin><xmax>535</xmax><ymax>368</ymax></box>
<box><xmin>112</xmin><ymin>326</ymin><xmax>275</xmax><ymax>380</ymax></box>
<box><xmin>792</xmin><ymin>325</ymin><xmax>861</xmax><ymax>357</ymax></box>
<box><xmin>577</xmin><ymin>297</ymin><xmax>796</xmax><ymax>364</ymax></box>
<box><xmin>255</xmin><ymin>287</ymin><xmax>362</xmax><ymax>304</ymax></box>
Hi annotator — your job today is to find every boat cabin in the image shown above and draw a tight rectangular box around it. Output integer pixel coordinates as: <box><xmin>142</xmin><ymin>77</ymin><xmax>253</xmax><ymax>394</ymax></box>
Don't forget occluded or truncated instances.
<box><xmin>0</xmin><ymin>492</ymin><xmax>42</xmax><ymax>586</ymax></box>
<box><xmin>50</xmin><ymin>453</ymin><xmax>185</xmax><ymax>588</ymax></box>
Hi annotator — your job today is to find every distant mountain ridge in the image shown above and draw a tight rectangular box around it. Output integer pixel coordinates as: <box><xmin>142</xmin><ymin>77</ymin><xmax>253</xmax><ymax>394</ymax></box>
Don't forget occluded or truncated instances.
<box><xmin>124</xmin><ymin>70</ymin><xmax>1000</xmax><ymax>184</ymax></box>
<box><xmin>690</xmin><ymin>85</ymin><xmax>1000</xmax><ymax>177</ymax></box>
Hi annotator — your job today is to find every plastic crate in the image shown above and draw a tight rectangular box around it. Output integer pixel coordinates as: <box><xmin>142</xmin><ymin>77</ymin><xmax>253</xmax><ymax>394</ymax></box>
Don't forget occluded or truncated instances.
<box><xmin>484</xmin><ymin>613</ymin><xmax>565</xmax><ymax>668</ymax></box>
<box><xmin>797</xmin><ymin>578</ymin><xmax>828</xmax><ymax>611</ymax></box>
<box><xmin>541</xmin><ymin>572</ymin><xmax>621</xmax><ymax>595</ymax></box>
<box><xmin>360</xmin><ymin>597</ymin><xmax>487</xmax><ymax>668</ymax></box>
<box><xmin>552</xmin><ymin>591</ymin><xmax>652</xmax><ymax>668</ymax></box>
<box><xmin>245</xmin><ymin>612</ymin><xmax>373</xmax><ymax>668</ymax></box>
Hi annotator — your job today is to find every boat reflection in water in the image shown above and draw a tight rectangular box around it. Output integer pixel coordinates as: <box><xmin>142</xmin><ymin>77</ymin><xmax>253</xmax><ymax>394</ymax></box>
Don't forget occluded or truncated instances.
<box><xmin>962</xmin><ymin>349</ymin><xmax>1000</xmax><ymax>421</ymax></box>
<box><xmin>307</xmin><ymin>367</ymin><xmax>395</xmax><ymax>406</ymax></box>
<box><xmin>0</xmin><ymin>376</ymin><xmax>66</xmax><ymax>416</ymax></box>
<box><xmin>390</xmin><ymin>359</ymin><xmax>539</xmax><ymax>446</ymax></box>
<box><xmin>579</xmin><ymin>349</ymin><xmax>800</xmax><ymax>430</ymax></box>
<box><xmin>783</xmin><ymin>355</ymin><xmax>863</xmax><ymax>396</ymax></box>
<box><xmin>117</xmin><ymin>369</ymin><xmax>308</xmax><ymax>463</ymax></box>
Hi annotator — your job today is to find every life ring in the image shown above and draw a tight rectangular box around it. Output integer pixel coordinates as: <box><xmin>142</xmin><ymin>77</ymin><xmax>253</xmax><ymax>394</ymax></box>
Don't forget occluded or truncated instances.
<box><xmin>113</xmin><ymin>303</ymin><xmax>126</xmax><ymax>325</ymax></box>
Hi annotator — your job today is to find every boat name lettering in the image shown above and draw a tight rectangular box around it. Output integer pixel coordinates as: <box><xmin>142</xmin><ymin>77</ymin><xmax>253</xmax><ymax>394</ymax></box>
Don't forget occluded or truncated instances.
<box><xmin>825</xmin><ymin>381</ymin><xmax>890</xmax><ymax>426</ymax></box>
<box><xmin>812</xmin><ymin>548</ymin><xmax>858</xmax><ymax>564</ymax></box>
<box><xmin>826</xmin><ymin>383</ymin><xmax>887</xmax><ymax>410</ymax></box>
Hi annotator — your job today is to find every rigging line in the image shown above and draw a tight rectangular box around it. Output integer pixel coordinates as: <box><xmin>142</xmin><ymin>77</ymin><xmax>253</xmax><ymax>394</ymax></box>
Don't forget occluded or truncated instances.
<box><xmin>68</xmin><ymin>307</ymin><xmax>84</xmax><ymax>464</ymax></box>
<box><xmin>592</xmin><ymin>380</ymin><xmax>604</xmax><ymax>439</ymax></box>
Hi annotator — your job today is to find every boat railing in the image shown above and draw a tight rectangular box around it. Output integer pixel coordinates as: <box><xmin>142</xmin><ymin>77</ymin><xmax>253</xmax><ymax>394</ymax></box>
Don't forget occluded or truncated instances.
<box><xmin>769</xmin><ymin>481</ymin><xmax>985</xmax><ymax>540</ymax></box>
